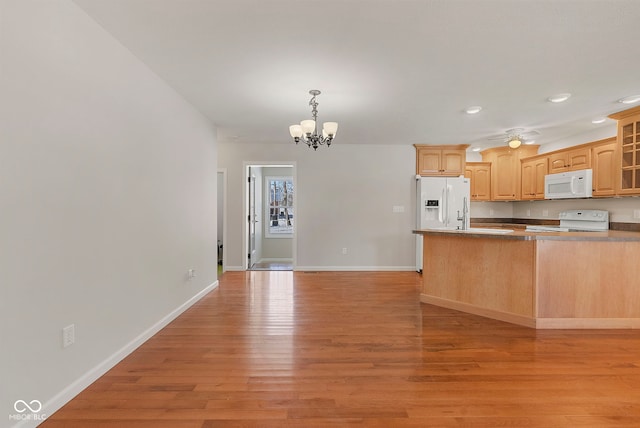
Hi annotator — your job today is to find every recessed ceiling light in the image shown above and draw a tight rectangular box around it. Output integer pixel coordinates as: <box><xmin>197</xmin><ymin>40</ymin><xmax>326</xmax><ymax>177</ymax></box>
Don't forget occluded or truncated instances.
<box><xmin>591</xmin><ymin>117</ymin><xmax>607</xmax><ymax>124</ymax></box>
<box><xmin>618</xmin><ymin>95</ymin><xmax>640</xmax><ymax>104</ymax></box>
<box><xmin>547</xmin><ymin>93</ymin><xmax>571</xmax><ymax>103</ymax></box>
<box><xmin>465</xmin><ymin>106</ymin><xmax>482</xmax><ymax>114</ymax></box>
<box><xmin>471</xmin><ymin>147</ymin><xmax>481</xmax><ymax>152</ymax></box>
<box><xmin>524</xmin><ymin>140</ymin><xmax>536</xmax><ymax>145</ymax></box>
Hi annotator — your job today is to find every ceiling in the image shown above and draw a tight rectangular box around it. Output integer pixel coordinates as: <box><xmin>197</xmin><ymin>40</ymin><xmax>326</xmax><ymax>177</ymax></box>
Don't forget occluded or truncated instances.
<box><xmin>73</xmin><ymin>0</ymin><xmax>640</xmax><ymax>150</ymax></box>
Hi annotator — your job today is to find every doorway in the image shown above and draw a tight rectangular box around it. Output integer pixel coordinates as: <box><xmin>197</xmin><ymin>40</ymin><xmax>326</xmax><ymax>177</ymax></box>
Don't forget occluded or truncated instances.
<box><xmin>244</xmin><ymin>162</ymin><xmax>296</xmax><ymax>271</ymax></box>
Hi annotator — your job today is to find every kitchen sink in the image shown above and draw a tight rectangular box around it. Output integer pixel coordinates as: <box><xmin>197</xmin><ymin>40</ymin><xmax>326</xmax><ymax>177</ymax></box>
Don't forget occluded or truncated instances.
<box><xmin>466</xmin><ymin>228</ymin><xmax>514</xmax><ymax>234</ymax></box>
<box><xmin>424</xmin><ymin>227</ymin><xmax>514</xmax><ymax>234</ymax></box>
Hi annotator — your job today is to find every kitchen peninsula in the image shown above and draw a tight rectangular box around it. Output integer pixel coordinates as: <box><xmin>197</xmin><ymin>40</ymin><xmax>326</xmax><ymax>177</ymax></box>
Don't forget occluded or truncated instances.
<box><xmin>414</xmin><ymin>228</ymin><xmax>640</xmax><ymax>329</ymax></box>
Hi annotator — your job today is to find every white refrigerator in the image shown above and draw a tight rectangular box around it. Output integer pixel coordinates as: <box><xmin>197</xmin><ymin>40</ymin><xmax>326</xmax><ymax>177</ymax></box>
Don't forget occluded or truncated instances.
<box><xmin>415</xmin><ymin>176</ymin><xmax>470</xmax><ymax>272</ymax></box>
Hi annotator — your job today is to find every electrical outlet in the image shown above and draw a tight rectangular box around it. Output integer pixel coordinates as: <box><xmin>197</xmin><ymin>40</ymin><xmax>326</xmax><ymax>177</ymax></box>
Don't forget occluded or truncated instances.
<box><xmin>489</xmin><ymin>209</ymin><xmax>495</xmax><ymax>216</ymax></box>
<box><xmin>63</xmin><ymin>324</ymin><xmax>75</xmax><ymax>348</ymax></box>
<box><xmin>187</xmin><ymin>269</ymin><xmax>196</xmax><ymax>280</ymax></box>
<box><xmin>342</xmin><ymin>247</ymin><xmax>348</xmax><ymax>255</ymax></box>
<box><xmin>634</xmin><ymin>209</ymin><xmax>640</xmax><ymax>219</ymax></box>
<box><xmin>542</xmin><ymin>209</ymin><xmax>549</xmax><ymax>217</ymax></box>
<box><xmin>526</xmin><ymin>209</ymin><xmax>531</xmax><ymax>217</ymax></box>
<box><xmin>392</xmin><ymin>205</ymin><xmax>405</xmax><ymax>213</ymax></box>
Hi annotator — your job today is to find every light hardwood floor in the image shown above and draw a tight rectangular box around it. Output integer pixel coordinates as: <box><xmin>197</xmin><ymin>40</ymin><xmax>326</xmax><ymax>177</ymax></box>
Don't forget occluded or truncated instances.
<box><xmin>44</xmin><ymin>271</ymin><xmax>640</xmax><ymax>427</ymax></box>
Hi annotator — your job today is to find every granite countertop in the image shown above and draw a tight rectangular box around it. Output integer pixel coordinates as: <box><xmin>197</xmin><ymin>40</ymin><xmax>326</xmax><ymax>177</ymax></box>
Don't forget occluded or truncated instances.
<box><xmin>413</xmin><ymin>227</ymin><xmax>640</xmax><ymax>242</ymax></box>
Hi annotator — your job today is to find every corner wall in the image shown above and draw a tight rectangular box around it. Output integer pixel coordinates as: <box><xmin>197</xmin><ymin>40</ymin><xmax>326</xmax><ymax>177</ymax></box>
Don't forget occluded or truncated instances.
<box><xmin>0</xmin><ymin>1</ymin><xmax>218</xmax><ymax>424</ymax></box>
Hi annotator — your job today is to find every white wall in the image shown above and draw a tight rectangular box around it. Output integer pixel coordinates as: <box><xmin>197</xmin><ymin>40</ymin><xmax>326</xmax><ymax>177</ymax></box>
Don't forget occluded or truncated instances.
<box><xmin>513</xmin><ymin>198</ymin><xmax>640</xmax><ymax>223</ymax></box>
<box><xmin>0</xmin><ymin>1</ymin><xmax>218</xmax><ymax>424</ymax></box>
<box><xmin>473</xmin><ymin>196</ymin><xmax>640</xmax><ymax>224</ymax></box>
<box><xmin>470</xmin><ymin>201</ymin><xmax>515</xmax><ymax>218</ymax></box>
<box><xmin>219</xmin><ymin>143</ymin><xmax>416</xmax><ymax>270</ymax></box>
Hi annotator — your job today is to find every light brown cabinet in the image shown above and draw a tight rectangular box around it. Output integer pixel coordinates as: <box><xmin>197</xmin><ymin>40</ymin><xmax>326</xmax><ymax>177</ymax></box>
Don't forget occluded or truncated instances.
<box><xmin>481</xmin><ymin>146</ymin><xmax>539</xmax><ymax>200</ymax></box>
<box><xmin>609</xmin><ymin>106</ymin><xmax>640</xmax><ymax>195</ymax></box>
<box><xmin>547</xmin><ymin>147</ymin><xmax>591</xmax><ymax>174</ymax></box>
<box><xmin>414</xmin><ymin>144</ymin><xmax>468</xmax><ymax>176</ymax></box>
<box><xmin>591</xmin><ymin>138</ymin><xmax>617</xmax><ymax>197</ymax></box>
<box><xmin>464</xmin><ymin>162</ymin><xmax>491</xmax><ymax>201</ymax></box>
<box><xmin>521</xmin><ymin>156</ymin><xmax>548</xmax><ymax>200</ymax></box>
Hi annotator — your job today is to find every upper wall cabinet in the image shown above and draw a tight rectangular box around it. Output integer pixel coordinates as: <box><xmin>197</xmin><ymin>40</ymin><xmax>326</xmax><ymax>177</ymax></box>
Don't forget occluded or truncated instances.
<box><xmin>547</xmin><ymin>147</ymin><xmax>592</xmax><ymax>174</ymax></box>
<box><xmin>521</xmin><ymin>156</ymin><xmax>548</xmax><ymax>200</ymax></box>
<box><xmin>591</xmin><ymin>137</ymin><xmax>617</xmax><ymax>197</ymax></box>
<box><xmin>609</xmin><ymin>106</ymin><xmax>640</xmax><ymax>195</ymax></box>
<box><xmin>414</xmin><ymin>144</ymin><xmax>468</xmax><ymax>176</ymax></box>
<box><xmin>481</xmin><ymin>145</ymin><xmax>539</xmax><ymax>200</ymax></box>
<box><xmin>464</xmin><ymin>162</ymin><xmax>491</xmax><ymax>201</ymax></box>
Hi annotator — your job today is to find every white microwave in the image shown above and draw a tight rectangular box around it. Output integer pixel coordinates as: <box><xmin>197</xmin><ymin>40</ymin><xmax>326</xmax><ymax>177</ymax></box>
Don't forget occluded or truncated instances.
<box><xmin>544</xmin><ymin>169</ymin><xmax>593</xmax><ymax>199</ymax></box>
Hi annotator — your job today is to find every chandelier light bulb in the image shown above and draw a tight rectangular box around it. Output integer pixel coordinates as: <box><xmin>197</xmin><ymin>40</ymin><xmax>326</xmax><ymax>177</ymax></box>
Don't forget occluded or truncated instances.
<box><xmin>289</xmin><ymin>125</ymin><xmax>303</xmax><ymax>138</ymax></box>
<box><xmin>300</xmin><ymin>120</ymin><xmax>316</xmax><ymax>135</ymax></box>
<box><xmin>323</xmin><ymin>122</ymin><xmax>338</xmax><ymax>136</ymax></box>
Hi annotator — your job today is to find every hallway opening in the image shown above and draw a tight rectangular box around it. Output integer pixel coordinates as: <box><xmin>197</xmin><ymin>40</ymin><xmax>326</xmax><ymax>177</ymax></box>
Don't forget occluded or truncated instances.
<box><xmin>244</xmin><ymin>162</ymin><xmax>296</xmax><ymax>271</ymax></box>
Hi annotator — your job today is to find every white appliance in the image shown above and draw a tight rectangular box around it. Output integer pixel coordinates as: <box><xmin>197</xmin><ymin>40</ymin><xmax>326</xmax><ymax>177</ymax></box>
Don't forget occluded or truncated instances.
<box><xmin>415</xmin><ymin>176</ymin><xmax>470</xmax><ymax>272</ymax></box>
<box><xmin>526</xmin><ymin>209</ymin><xmax>609</xmax><ymax>232</ymax></box>
<box><xmin>544</xmin><ymin>169</ymin><xmax>593</xmax><ymax>199</ymax></box>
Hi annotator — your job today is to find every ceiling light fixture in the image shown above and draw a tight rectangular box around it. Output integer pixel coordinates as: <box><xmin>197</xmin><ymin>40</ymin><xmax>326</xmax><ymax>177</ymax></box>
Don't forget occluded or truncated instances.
<box><xmin>508</xmin><ymin>137</ymin><xmax>522</xmax><ymax>149</ymax></box>
<box><xmin>591</xmin><ymin>117</ymin><xmax>607</xmax><ymax>124</ymax></box>
<box><xmin>524</xmin><ymin>140</ymin><xmax>536</xmax><ymax>145</ymax></box>
<box><xmin>547</xmin><ymin>93</ymin><xmax>571</xmax><ymax>103</ymax></box>
<box><xmin>618</xmin><ymin>95</ymin><xmax>640</xmax><ymax>104</ymax></box>
<box><xmin>471</xmin><ymin>147</ymin><xmax>481</xmax><ymax>152</ymax></box>
<box><xmin>465</xmin><ymin>106</ymin><xmax>482</xmax><ymax>114</ymax></box>
<box><xmin>289</xmin><ymin>90</ymin><xmax>338</xmax><ymax>150</ymax></box>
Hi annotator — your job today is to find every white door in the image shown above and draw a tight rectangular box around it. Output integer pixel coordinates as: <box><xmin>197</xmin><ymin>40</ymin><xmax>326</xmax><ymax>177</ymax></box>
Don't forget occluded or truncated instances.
<box><xmin>248</xmin><ymin>171</ymin><xmax>257</xmax><ymax>269</ymax></box>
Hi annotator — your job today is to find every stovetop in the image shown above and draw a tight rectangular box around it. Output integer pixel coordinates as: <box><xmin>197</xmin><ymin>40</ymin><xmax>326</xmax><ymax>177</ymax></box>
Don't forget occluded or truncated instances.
<box><xmin>526</xmin><ymin>210</ymin><xmax>609</xmax><ymax>233</ymax></box>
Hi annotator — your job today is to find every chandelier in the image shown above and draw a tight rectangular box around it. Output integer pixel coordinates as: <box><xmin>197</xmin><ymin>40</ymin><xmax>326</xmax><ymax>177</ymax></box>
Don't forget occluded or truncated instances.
<box><xmin>289</xmin><ymin>90</ymin><xmax>338</xmax><ymax>150</ymax></box>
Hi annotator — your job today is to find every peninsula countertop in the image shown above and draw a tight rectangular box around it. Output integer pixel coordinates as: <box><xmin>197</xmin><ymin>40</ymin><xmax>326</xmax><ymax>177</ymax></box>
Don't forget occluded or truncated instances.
<box><xmin>415</xmin><ymin>225</ymin><xmax>640</xmax><ymax>329</ymax></box>
<box><xmin>413</xmin><ymin>227</ymin><xmax>640</xmax><ymax>242</ymax></box>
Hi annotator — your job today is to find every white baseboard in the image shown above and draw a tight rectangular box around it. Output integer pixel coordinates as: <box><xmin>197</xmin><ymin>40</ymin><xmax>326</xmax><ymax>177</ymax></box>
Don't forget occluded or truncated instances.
<box><xmin>223</xmin><ymin>266</ymin><xmax>416</xmax><ymax>272</ymax></box>
<box><xmin>14</xmin><ymin>281</ymin><xmax>219</xmax><ymax>428</ymax></box>
<box><xmin>294</xmin><ymin>266</ymin><xmax>416</xmax><ymax>272</ymax></box>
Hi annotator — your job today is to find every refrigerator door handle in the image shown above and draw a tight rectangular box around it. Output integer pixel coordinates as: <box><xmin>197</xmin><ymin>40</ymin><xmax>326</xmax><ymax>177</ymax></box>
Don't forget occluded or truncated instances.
<box><xmin>439</xmin><ymin>188</ymin><xmax>444</xmax><ymax>223</ymax></box>
<box><xmin>445</xmin><ymin>185</ymin><xmax>451</xmax><ymax>226</ymax></box>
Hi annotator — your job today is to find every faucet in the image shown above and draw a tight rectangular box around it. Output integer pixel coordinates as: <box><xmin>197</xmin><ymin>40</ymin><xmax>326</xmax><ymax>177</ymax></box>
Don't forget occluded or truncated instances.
<box><xmin>457</xmin><ymin>197</ymin><xmax>468</xmax><ymax>230</ymax></box>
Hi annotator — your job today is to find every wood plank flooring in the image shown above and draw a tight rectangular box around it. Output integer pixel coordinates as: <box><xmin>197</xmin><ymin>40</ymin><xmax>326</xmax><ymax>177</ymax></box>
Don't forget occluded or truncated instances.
<box><xmin>44</xmin><ymin>271</ymin><xmax>640</xmax><ymax>427</ymax></box>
